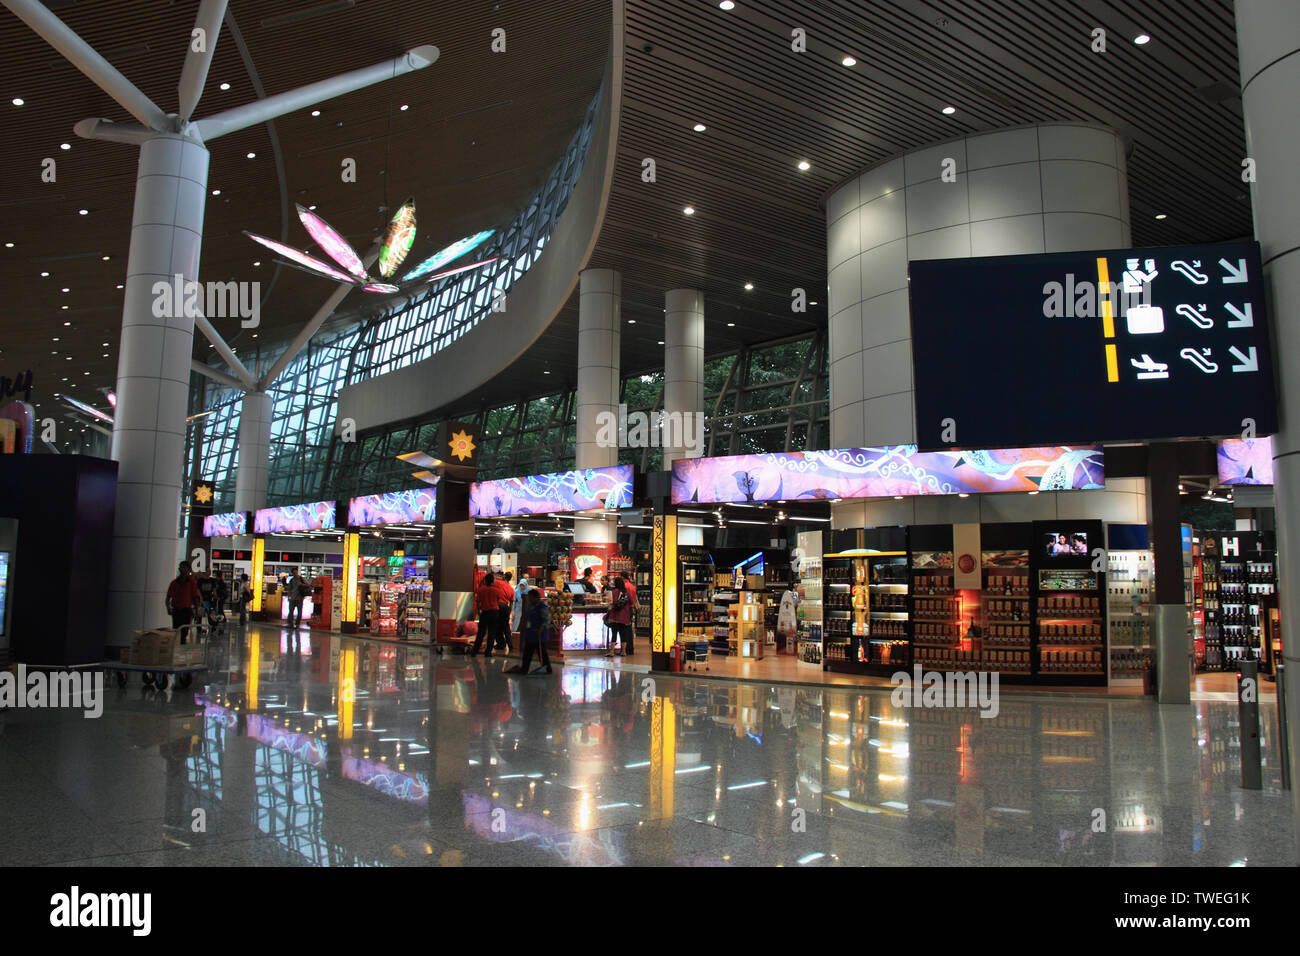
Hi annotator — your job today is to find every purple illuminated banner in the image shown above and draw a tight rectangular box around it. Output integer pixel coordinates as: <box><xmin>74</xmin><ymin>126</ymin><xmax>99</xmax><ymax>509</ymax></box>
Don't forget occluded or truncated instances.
<box><xmin>254</xmin><ymin>500</ymin><xmax>336</xmax><ymax>534</ymax></box>
<box><xmin>671</xmin><ymin>445</ymin><xmax>1104</xmax><ymax>505</ymax></box>
<box><xmin>347</xmin><ymin>488</ymin><xmax>437</xmax><ymax>527</ymax></box>
<box><xmin>203</xmin><ymin>511</ymin><xmax>247</xmax><ymax>538</ymax></box>
<box><xmin>470</xmin><ymin>464</ymin><xmax>634</xmax><ymax>517</ymax></box>
<box><xmin>1218</xmin><ymin>437</ymin><xmax>1273</xmax><ymax>485</ymax></box>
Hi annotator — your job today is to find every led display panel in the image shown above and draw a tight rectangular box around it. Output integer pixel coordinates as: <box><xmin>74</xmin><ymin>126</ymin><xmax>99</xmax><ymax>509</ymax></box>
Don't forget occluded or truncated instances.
<box><xmin>203</xmin><ymin>511</ymin><xmax>247</xmax><ymax>537</ymax></box>
<box><xmin>909</xmin><ymin>241</ymin><xmax>1277</xmax><ymax>450</ymax></box>
<box><xmin>347</xmin><ymin>488</ymin><xmax>437</xmax><ymax>527</ymax></box>
<box><xmin>470</xmin><ymin>464</ymin><xmax>634</xmax><ymax>517</ymax></box>
<box><xmin>671</xmin><ymin>445</ymin><xmax>1103</xmax><ymax>505</ymax></box>
<box><xmin>1217</xmin><ymin>437</ymin><xmax>1273</xmax><ymax>486</ymax></box>
<box><xmin>254</xmin><ymin>500</ymin><xmax>337</xmax><ymax>534</ymax></box>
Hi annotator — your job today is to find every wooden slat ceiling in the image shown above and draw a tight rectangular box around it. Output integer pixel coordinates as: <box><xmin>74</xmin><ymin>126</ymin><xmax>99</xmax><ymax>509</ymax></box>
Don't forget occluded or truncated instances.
<box><xmin>441</xmin><ymin>0</ymin><xmax>1252</xmax><ymax>420</ymax></box>
<box><xmin>0</xmin><ymin>0</ymin><xmax>609</xmax><ymax>413</ymax></box>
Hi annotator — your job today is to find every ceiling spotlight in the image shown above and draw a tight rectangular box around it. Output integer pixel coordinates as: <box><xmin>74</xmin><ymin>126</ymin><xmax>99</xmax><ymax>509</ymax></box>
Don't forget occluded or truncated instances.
<box><xmin>797</xmin><ymin>160</ymin><xmax>811</xmax><ymax>170</ymax></box>
<box><xmin>1134</xmin><ymin>33</ymin><xmax>1151</xmax><ymax>45</ymax></box>
<box><xmin>311</xmin><ymin>109</ymin><xmax>321</xmax><ymax>117</ymax></box>
<box><xmin>693</xmin><ymin>123</ymin><xmax>707</xmax><ymax>132</ymax></box>
<box><xmin>12</xmin><ymin>98</ymin><xmax>23</xmax><ymax>106</ymax></box>
<box><xmin>78</xmin><ymin>209</ymin><xmax>88</xmax><ymax>215</ymax></box>
<box><xmin>726</xmin><ymin>321</ymin><xmax>736</xmax><ymax>327</ymax></box>
<box><xmin>841</xmin><ymin>56</ymin><xmax>856</xmax><ymax>67</ymax></box>
<box><xmin>116</xmin><ymin>284</ymin><xmax>123</xmax><ymax>289</ymax></box>
<box><xmin>683</xmin><ymin>206</ymin><xmax>695</xmax><ymax>215</ymax></box>
<box><xmin>61</xmin><ymin>305</ymin><xmax>68</xmax><ymax>310</ymax></box>
<box><xmin>941</xmin><ymin>106</ymin><xmax>956</xmax><ymax>115</ymax></box>
<box><xmin>61</xmin><ymin>287</ymin><xmax>69</xmax><ymax>292</ymax></box>
<box><xmin>212</xmin><ymin>189</ymin><xmax>221</xmax><ymax>196</ymax></box>
<box><xmin>893</xmin><ymin>496</ymin><xmax>904</xmax><ymax>500</ymax></box>
<box><xmin>101</xmin><ymin>255</ymin><xmax>109</xmax><ymax>261</ymax></box>
<box><xmin>219</xmin><ymin>82</ymin><xmax>231</xmax><ymax>91</ymax></box>
<box><xmin>63</xmin><ymin>321</ymin><xmax>70</xmax><ymax>326</ymax></box>
<box><xmin>958</xmin><ymin>492</ymin><xmax>970</xmax><ymax>498</ymax></box>
<box><xmin>40</xmin><ymin>271</ymin><xmax>48</xmax><ymax>277</ymax></box>
<box><xmin>60</xmin><ymin>142</ymin><xmax>70</xmax><ymax>150</ymax></box>
<box><xmin>628</xmin><ymin>319</ymin><xmax>636</xmax><ymax>324</ymax></box>
<box><xmin>744</xmin><ymin>282</ymin><xmax>754</xmax><ymax>290</ymax></box>
<box><xmin>246</xmin><ymin>152</ymin><xmax>255</xmax><ymax>159</ymax></box>
<box><xmin>400</xmin><ymin>104</ymin><xmax>409</xmax><ymax>111</ymax></box>
<box><xmin>1028</xmin><ymin>490</ymin><xmax>1039</xmax><ymax>496</ymax></box>
<box><xmin>719</xmin><ymin>0</ymin><xmax>735</xmax><ymax>8</ymax></box>
<box><xmin>3</xmin><ymin>242</ymin><xmax>12</xmax><ymax>248</ymax></box>
<box><xmin>543</xmin><ymin>370</ymin><xmax>550</xmax><ymax>374</ymax></box>
<box><xmin>253</xmin><ymin>261</ymin><xmax>261</xmax><ymax>267</ymax></box>
<box><xmin>657</xmin><ymin>340</ymin><xmax>664</xmax><ymax>345</ymax></box>
<box><xmin>1155</xmin><ymin>213</ymin><xmax>1167</xmax><ymax>220</ymax></box>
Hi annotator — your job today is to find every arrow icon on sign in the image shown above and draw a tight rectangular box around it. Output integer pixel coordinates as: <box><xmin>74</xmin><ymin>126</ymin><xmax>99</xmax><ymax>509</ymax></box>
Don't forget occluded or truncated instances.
<box><xmin>1229</xmin><ymin>345</ymin><xmax>1259</xmax><ymax>373</ymax></box>
<box><xmin>1225</xmin><ymin>302</ymin><xmax>1253</xmax><ymax>328</ymax></box>
<box><xmin>1219</xmin><ymin>258</ymin><xmax>1249</xmax><ymax>283</ymax></box>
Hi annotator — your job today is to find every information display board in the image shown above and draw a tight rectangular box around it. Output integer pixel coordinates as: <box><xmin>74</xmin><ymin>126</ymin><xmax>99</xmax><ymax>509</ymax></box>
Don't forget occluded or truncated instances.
<box><xmin>910</xmin><ymin>241</ymin><xmax>1277</xmax><ymax>450</ymax></box>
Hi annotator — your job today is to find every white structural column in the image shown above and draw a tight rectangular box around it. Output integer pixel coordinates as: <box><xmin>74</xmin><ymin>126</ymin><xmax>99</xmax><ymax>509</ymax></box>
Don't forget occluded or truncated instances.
<box><xmin>1235</xmin><ymin>1</ymin><xmax>1300</xmax><ymax>802</ymax></box>
<box><xmin>824</xmin><ymin>123</ymin><xmax>1144</xmax><ymax>529</ymax></box>
<box><xmin>108</xmin><ymin>133</ymin><xmax>210</xmax><ymax>638</ymax></box>
<box><xmin>664</xmin><ymin>289</ymin><xmax>705</xmax><ymax>546</ymax></box>
<box><xmin>575</xmin><ymin>269</ymin><xmax>621</xmax><ymax>545</ymax></box>
<box><xmin>234</xmin><ymin>391</ymin><xmax>273</xmax><ymax>514</ymax></box>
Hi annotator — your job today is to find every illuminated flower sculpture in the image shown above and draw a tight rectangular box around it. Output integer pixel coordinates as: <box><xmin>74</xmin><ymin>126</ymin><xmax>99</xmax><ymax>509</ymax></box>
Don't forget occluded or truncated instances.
<box><xmin>244</xmin><ymin>198</ymin><xmax>497</xmax><ymax>294</ymax></box>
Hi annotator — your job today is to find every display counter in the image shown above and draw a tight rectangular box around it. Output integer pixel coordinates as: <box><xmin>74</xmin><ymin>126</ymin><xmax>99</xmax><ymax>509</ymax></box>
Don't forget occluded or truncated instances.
<box><xmin>562</xmin><ymin>605</ymin><xmax>612</xmax><ymax>650</ymax></box>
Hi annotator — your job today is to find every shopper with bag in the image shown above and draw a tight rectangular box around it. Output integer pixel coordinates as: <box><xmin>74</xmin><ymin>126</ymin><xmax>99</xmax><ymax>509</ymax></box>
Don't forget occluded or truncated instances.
<box><xmin>605</xmin><ymin>576</ymin><xmax>633</xmax><ymax>657</ymax></box>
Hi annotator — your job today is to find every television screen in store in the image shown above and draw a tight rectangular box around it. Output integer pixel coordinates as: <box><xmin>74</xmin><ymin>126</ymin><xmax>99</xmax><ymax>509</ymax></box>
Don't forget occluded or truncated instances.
<box><xmin>1217</xmin><ymin>436</ymin><xmax>1273</xmax><ymax>486</ymax></box>
<box><xmin>909</xmin><ymin>240</ymin><xmax>1277</xmax><ymax>449</ymax></box>
<box><xmin>1044</xmin><ymin>532</ymin><xmax>1088</xmax><ymax>557</ymax></box>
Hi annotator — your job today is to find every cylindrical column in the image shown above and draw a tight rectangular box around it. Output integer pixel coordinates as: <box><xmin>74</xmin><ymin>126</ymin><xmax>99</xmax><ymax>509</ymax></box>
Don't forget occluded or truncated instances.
<box><xmin>1235</xmin><ymin>0</ymin><xmax>1300</xmax><ymax>809</ymax></box>
<box><xmin>825</xmin><ymin>123</ymin><xmax>1137</xmax><ymax>530</ymax></box>
<box><xmin>664</xmin><ymin>288</ymin><xmax>705</xmax><ymax>546</ymax></box>
<box><xmin>575</xmin><ymin>269</ymin><xmax>620</xmax><ymax>546</ymax></box>
<box><xmin>107</xmin><ymin>133</ymin><xmax>210</xmax><ymax>642</ymax></box>
<box><xmin>234</xmin><ymin>390</ymin><xmax>273</xmax><ymax>514</ymax></box>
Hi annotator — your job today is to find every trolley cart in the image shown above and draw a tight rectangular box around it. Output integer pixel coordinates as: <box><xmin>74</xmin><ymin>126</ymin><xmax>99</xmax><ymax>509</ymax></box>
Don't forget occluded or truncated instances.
<box><xmin>103</xmin><ymin>623</ymin><xmax>211</xmax><ymax>690</ymax></box>
<box><xmin>679</xmin><ymin>638</ymin><xmax>710</xmax><ymax>672</ymax></box>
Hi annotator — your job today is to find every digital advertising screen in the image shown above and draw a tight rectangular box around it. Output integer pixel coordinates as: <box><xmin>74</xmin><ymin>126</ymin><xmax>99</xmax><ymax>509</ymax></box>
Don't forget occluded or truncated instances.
<box><xmin>202</xmin><ymin>511</ymin><xmax>247</xmax><ymax>538</ymax></box>
<box><xmin>671</xmin><ymin>445</ymin><xmax>1102</xmax><ymax>505</ymax></box>
<box><xmin>1217</xmin><ymin>436</ymin><xmax>1273</xmax><ymax>486</ymax></box>
<box><xmin>470</xmin><ymin>464</ymin><xmax>634</xmax><ymax>517</ymax></box>
<box><xmin>909</xmin><ymin>241</ymin><xmax>1277</xmax><ymax>450</ymax></box>
<box><xmin>0</xmin><ymin>551</ymin><xmax>8</xmax><ymax>637</ymax></box>
<box><xmin>347</xmin><ymin>488</ymin><xmax>437</xmax><ymax>527</ymax></box>
<box><xmin>254</xmin><ymin>500</ymin><xmax>337</xmax><ymax>534</ymax></box>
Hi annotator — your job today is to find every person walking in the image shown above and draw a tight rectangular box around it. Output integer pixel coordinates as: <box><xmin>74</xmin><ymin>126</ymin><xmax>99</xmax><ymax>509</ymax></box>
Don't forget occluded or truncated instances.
<box><xmin>510</xmin><ymin>589</ymin><xmax>552</xmax><ymax>674</ymax></box>
<box><xmin>605</xmin><ymin>575</ymin><xmax>633</xmax><ymax>657</ymax></box>
<box><xmin>237</xmin><ymin>573</ymin><xmax>251</xmax><ymax>626</ymax></box>
<box><xmin>165</xmin><ymin>561</ymin><xmax>201</xmax><ymax>639</ymax></box>
<box><xmin>494</xmin><ymin>571</ymin><xmax>516</xmax><ymax>652</ymax></box>
<box><xmin>287</xmin><ymin>570</ymin><xmax>307</xmax><ymax>629</ymax></box>
<box><xmin>471</xmin><ymin>572</ymin><xmax>500</xmax><ymax>657</ymax></box>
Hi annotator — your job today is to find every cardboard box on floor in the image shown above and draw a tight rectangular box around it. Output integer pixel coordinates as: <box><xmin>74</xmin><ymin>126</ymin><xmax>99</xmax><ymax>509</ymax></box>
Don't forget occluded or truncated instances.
<box><xmin>127</xmin><ymin>629</ymin><xmax>203</xmax><ymax>669</ymax></box>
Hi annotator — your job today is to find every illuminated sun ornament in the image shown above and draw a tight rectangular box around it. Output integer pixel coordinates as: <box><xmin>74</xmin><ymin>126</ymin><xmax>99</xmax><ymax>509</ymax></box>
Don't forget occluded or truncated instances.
<box><xmin>448</xmin><ymin>429</ymin><xmax>476</xmax><ymax>462</ymax></box>
<box><xmin>243</xmin><ymin>198</ymin><xmax>497</xmax><ymax>294</ymax></box>
<box><xmin>194</xmin><ymin>483</ymin><xmax>214</xmax><ymax>505</ymax></box>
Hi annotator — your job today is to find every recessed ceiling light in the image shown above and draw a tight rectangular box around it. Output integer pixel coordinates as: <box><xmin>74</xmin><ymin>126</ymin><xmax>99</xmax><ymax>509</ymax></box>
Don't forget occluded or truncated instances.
<box><xmin>683</xmin><ymin>206</ymin><xmax>695</xmax><ymax>215</ymax></box>
<box><xmin>400</xmin><ymin>104</ymin><xmax>409</xmax><ymax>111</ymax></box>
<box><xmin>40</xmin><ymin>271</ymin><xmax>49</xmax><ymax>277</ymax></box>
<box><xmin>727</xmin><ymin>322</ymin><xmax>735</xmax><ymax>327</ymax></box>
<box><xmin>1134</xmin><ymin>33</ymin><xmax>1151</xmax><ymax>45</ymax></box>
<box><xmin>1028</xmin><ymin>490</ymin><xmax>1039</xmax><ymax>496</ymax></box>
<box><xmin>719</xmin><ymin>0</ymin><xmax>735</xmax><ymax>8</ymax></box>
<box><xmin>219</xmin><ymin>82</ymin><xmax>231</xmax><ymax>91</ymax></box>
<box><xmin>254</xmin><ymin>261</ymin><xmax>261</xmax><ymax>267</ymax></box>
<box><xmin>543</xmin><ymin>370</ymin><xmax>550</xmax><ymax>374</ymax></box>
<box><xmin>1155</xmin><ymin>213</ymin><xmax>1167</xmax><ymax>220</ymax></box>
<box><xmin>102</xmin><ymin>353</ymin><xmax>109</xmax><ymax>358</ymax></box>
<box><xmin>52</xmin><ymin>337</ymin><xmax>58</xmax><ymax>341</ymax></box>
<box><xmin>308</xmin><ymin>205</ymin><xmax>316</xmax><ymax>210</ymax></box>
<box><xmin>693</xmin><ymin>123</ymin><xmax>707</xmax><ymax>132</ymax></box>
<box><xmin>78</xmin><ymin>209</ymin><xmax>88</xmax><ymax>215</ymax></box>
<box><xmin>246</xmin><ymin>152</ymin><xmax>255</xmax><ymax>159</ymax></box>
<box><xmin>941</xmin><ymin>106</ymin><xmax>956</xmax><ymax>115</ymax></box>
<box><xmin>116</xmin><ymin>284</ymin><xmax>123</xmax><ymax>289</ymax></box>
<box><xmin>628</xmin><ymin>319</ymin><xmax>636</xmax><ymax>324</ymax></box>
<box><xmin>62</xmin><ymin>377</ymin><xmax>67</xmax><ymax>382</ymax></box>
<box><xmin>893</xmin><ymin>496</ymin><xmax>904</xmax><ymax>500</ymax></box>
<box><xmin>841</xmin><ymin>56</ymin><xmax>856</xmax><ymax>67</ymax></box>
<box><xmin>3</xmin><ymin>242</ymin><xmax>12</xmax><ymax>248</ymax></box>
<box><xmin>11</xmin><ymin>98</ymin><xmax>23</xmax><ymax>106</ymax></box>
<box><xmin>252</xmin><ymin>333</ymin><xmax>258</xmax><ymax>338</ymax></box>
<box><xmin>101</xmin><ymin>342</ymin><xmax>108</xmax><ymax>346</ymax></box>
<box><xmin>60</xmin><ymin>142</ymin><xmax>70</xmax><ymax>150</ymax></box>
<box><xmin>63</xmin><ymin>321</ymin><xmax>70</xmax><ymax>326</ymax></box>
<box><xmin>61</xmin><ymin>287</ymin><xmax>69</xmax><ymax>292</ymax></box>
<box><xmin>810</xmin><ymin>300</ymin><xmax>819</xmax><ymax>305</ymax></box>
<box><xmin>744</xmin><ymin>282</ymin><xmax>754</xmax><ymax>290</ymax></box>
<box><xmin>61</xmin><ymin>305</ymin><xmax>68</xmax><ymax>310</ymax></box>
<box><xmin>212</xmin><ymin>189</ymin><xmax>221</xmax><ymax>196</ymax></box>
<box><xmin>311</xmin><ymin>109</ymin><xmax>321</xmax><ymax>117</ymax></box>
<box><xmin>657</xmin><ymin>340</ymin><xmax>665</xmax><ymax>345</ymax></box>
<box><xmin>101</xmin><ymin>255</ymin><xmax>109</xmax><ymax>261</ymax></box>
<box><xmin>83</xmin><ymin>371</ymin><xmax>89</xmax><ymax>376</ymax></box>
<box><xmin>797</xmin><ymin>160</ymin><xmax>811</xmax><ymax>170</ymax></box>
<box><xmin>958</xmin><ymin>492</ymin><xmax>970</xmax><ymax>498</ymax></box>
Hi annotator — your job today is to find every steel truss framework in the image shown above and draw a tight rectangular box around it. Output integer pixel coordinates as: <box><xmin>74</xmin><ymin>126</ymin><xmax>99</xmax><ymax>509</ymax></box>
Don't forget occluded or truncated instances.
<box><xmin>187</xmin><ymin>87</ymin><xmax>603</xmax><ymax>510</ymax></box>
<box><xmin>323</xmin><ymin>329</ymin><xmax>828</xmax><ymax>500</ymax></box>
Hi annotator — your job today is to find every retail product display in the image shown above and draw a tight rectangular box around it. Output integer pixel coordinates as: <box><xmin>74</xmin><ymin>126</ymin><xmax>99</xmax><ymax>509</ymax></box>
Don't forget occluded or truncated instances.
<box><xmin>1036</xmin><ymin>570</ymin><xmax>1104</xmax><ymax>678</ymax></box>
<box><xmin>1107</xmin><ymin>550</ymin><xmax>1152</xmax><ymax>680</ymax></box>
<box><xmin>1192</xmin><ymin>532</ymin><xmax>1276</xmax><ymax>672</ymax></box>
<box><xmin>795</xmin><ymin>532</ymin><xmax>823</xmax><ymax>667</ymax></box>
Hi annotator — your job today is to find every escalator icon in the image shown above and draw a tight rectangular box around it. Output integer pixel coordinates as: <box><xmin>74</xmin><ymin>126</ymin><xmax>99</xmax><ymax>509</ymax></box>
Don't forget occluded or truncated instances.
<box><xmin>1180</xmin><ymin>347</ymin><xmax>1218</xmax><ymax>373</ymax></box>
<box><xmin>1170</xmin><ymin>260</ymin><xmax>1209</xmax><ymax>284</ymax></box>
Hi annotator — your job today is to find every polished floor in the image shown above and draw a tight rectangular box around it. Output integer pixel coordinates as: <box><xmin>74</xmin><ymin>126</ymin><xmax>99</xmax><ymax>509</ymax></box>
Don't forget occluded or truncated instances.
<box><xmin>0</xmin><ymin>622</ymin><xmax>1294</xmax><ymax>867</ymax></box>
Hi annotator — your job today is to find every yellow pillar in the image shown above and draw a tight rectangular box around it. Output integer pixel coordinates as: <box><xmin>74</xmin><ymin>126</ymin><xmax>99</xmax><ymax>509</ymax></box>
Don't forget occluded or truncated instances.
<box><xmin>652</xmin><ymin>515</ymin><xmax>678</xmax><ymax>669</ymax></box>
<box><xmin>341</xmin><ymin>531</ymin><xmax>360</xmax><ymax>632</ymax></box>
<box><xmin>250</xmin><ymin>537</ymin><xmax>265</xmax><ymax>614</ymax></box>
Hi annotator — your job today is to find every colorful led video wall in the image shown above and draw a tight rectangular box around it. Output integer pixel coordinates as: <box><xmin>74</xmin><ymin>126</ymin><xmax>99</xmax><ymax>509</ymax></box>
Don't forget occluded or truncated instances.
<box><xmin>1217</xmin><ymin>437</ymin><xmax>1273</xmax><ymax>485</ymax></box>
<box><xmin>254</xmin><ymin>500</ymin><xmax>337</xmax><ymax>534</ymax></box>
<box><xmin>203</xmin><ymin>511</ymin><xmax>247</xmax><ymax>538</ymax></box>
<box><xmin>671</xmin><ymin>445</ymin><xmax>1104</xmax><ymax>504</ymax></box>
<box><xmin>347</xmin><ymin>487</ymin><xmax>437</xmax><ymax>527</ymax></box>
<box><xmin>470</xmin><ymin>464</ymin><xmax>634</xmax><ymax>517</ymax></box>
